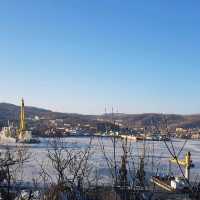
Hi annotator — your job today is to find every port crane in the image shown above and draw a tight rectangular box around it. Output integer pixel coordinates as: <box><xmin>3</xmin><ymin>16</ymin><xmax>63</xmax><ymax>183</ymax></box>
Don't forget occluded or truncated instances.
<box><xmin>151</xmin><ymin>152</ymin><xmax>194</xmax><ymax>192</ymax></box>
<box><xmin>17</xmin><ymin>98</ymin><xmax>33</xmax><ymax>142</ymax></box>
<box><xmin>169</xmin><ymin>151</ymin><xmax>194</xmax><ymax>182</ymax></box>
<box><xmin>17</xmin><ymin>98</ymin><xmax>26</xmax><ymax>139</ymax></box>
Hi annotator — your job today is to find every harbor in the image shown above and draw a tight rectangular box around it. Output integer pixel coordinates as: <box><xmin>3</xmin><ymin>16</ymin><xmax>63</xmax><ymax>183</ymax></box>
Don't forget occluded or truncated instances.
<box><xmin>0</xmin><ymin>100</ymin><xmax>199</xmax><ymax>199</ymax></box>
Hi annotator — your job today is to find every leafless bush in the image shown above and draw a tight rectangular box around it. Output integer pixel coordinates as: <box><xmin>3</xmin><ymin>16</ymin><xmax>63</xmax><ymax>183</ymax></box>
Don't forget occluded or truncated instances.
<box><xmin>40</xmin><ymin>137</ymin><xmax>93</xmax><ymax>200</ymax></box>
<box><xmin>0</xmin><ymin>145</ymin><xmax>31</xmax><ymax>200</ymax></box>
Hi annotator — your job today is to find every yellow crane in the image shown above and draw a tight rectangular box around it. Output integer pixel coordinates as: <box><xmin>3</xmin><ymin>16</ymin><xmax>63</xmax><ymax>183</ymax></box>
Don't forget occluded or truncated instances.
<box><xmin>170</xmin><ymin>152</ymin><xmax>194</xmax><ymax>181</ymax></box>
<box><xmin>20</xmin><ymin>98</ymin><xmax>25</xmax><ymax>131</ymax></box>
<box><xmin>18</xmin><ymin>98</ymin><xmax>26</xmax><ymax>139</ymax></box>
<box><xmin>151</xmin><ymin>152</ymin><xmax>194</xmax><ymax>191</ymax></box>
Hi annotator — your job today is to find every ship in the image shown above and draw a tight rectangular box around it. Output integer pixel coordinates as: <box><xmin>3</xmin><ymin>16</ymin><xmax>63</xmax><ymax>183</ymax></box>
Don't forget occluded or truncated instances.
<box><xmin>0</xmin><ymin>122</ymin><xmax>17</xmax><ymax>143</ymax></box>
<box><xmin>120</xmin><ymin>134</ymin><xmax>144</xmax><ymax>141</ymax></box>
<box><xmin>121</xmin><ymin>133</ymin><xmax>170</xmax><ymax>142</ymax></box>
<box><xmin>0</xmin><ymin>98</ymin><xmax>40</xmax><ymax>144</ymax></box>
<box><xmin>145</xmin><ymin>134</ymin><xmax>170</xmax><ymax>141</ymax></box>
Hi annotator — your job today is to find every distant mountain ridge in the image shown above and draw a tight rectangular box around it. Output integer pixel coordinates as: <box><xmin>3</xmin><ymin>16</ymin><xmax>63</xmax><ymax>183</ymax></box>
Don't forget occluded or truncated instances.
<box><xmin>0</xmin><ymin>103</ymin><xmax>96</xmax><ymax>126</ymax></box>
<box><xmin>0</xmin><ymin>103</ymin><xmax>52</xmax><ymax>120</ymax></box>
<box><xmin>1</xmin><ymin>102</ymin><xmax>200</xmax><ymax>129</ymax></box>
<box><xmin>103</xmin><ymin>113</ymin><xmax>200</xmax><ymax>129</ymax></box>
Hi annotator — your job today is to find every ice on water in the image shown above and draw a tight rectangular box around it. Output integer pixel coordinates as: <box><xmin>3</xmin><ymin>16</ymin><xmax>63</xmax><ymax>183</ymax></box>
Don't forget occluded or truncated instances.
<box><xmin>0</xmin><ymin>137</ymin><xmax>199</xmax><ymax>184</ymax></box>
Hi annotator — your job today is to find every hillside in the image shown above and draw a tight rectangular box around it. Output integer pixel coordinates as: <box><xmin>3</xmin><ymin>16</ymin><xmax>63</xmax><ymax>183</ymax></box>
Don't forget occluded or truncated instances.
<box><xmin>1</xmin><ymin>103</ymin><xmax>200</xmax><ymax>129</ymax></box>
<box><xmin>99</xmin><ymin>113</ymin><xmax>200</xmax><ymax>129</ymax></box>
<box><xmin>0</xmin><ymin>103</ymin><xmax>52</xmax><ymax>120</ymax></box>
<box><xmin>0</xmin><ymin>103</ymin><xmax>96</xmax><ymax>126</ymax></box>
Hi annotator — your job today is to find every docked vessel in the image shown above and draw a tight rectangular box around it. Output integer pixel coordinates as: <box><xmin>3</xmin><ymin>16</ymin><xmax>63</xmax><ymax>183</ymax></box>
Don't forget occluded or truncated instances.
<box><xmin>0</xmin><ymin>123</ymin><xmax>17</xmax><ymax>143</ymax></box>
<box><xmin>0</xmin><ymin>99</ymin><xmax>40</xmax><ymax>144</ymax></box>
<box><xmin>121</xmin><ymin>133</ymin><xmax>170</xmax><ymax>141</ymax></box>
<box><xmin>146</xmin><ymin>134</ymin><xmax>170</xmax><ymax>141</ymax></box>
<box><xmin>120</xmin><ymin>134</ymin><xmax>144</xmax><ymax>141</ymax></box>
<box><xmin>151</xmin><ymin>175</ymin><xmax>189</xmax><ymax>192</ymax></box>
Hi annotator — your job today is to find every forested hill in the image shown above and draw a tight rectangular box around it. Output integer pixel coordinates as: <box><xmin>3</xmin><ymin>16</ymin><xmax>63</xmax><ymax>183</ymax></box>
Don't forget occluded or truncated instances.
<box><xmin>1</xmin><ymin>103</ymin><xmax>200</xmax><ymax>129</ymax></box>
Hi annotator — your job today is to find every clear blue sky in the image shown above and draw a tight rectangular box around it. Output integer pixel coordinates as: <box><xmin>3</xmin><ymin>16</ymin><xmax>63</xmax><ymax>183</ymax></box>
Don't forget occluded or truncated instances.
<box><xmin>0</xmin><ymin>0</ymin><xmax>200</xmax><ymax>114</ymax></box>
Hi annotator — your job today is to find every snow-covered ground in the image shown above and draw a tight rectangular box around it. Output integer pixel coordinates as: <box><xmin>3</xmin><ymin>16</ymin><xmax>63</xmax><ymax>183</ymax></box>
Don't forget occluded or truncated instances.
<box><xmin>0</xmin><ymin>137</ymin><xmax>199</xmax><ymax>184</ymax></box>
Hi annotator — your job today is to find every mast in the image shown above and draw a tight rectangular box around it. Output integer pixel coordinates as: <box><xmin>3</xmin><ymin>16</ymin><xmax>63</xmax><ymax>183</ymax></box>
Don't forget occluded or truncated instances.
<box><xmin>112</xmin><ymin>106</ymin><xmax>117</xmax><ymax>185</ymax></box>
<box><xmin>137</xmin><ymin>128</ymin><xmax>146</xmax><ymax>189</ymax></box>
<box><xmin>104</xmin><ymin>105</ymin><xmax>108</xmax><ymax>135</ymax></box>
<box><xmin>119</xmin><ymin>136</ymin><xmax>128</xmax><ymax>187</ymax></box>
